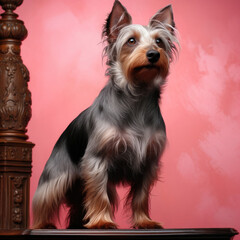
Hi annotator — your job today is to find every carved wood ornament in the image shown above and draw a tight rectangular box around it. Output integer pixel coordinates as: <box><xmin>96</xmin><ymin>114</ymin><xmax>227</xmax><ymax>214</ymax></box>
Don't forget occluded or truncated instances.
<box><xmin>0</xmin><ymin>0</ymin><xmax>34</xmax><ymax>232</ymax></box>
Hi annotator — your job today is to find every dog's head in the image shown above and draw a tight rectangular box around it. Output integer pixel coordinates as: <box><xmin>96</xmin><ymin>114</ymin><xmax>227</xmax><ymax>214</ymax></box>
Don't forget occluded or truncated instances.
<box><xmin>103</xmin><ymin>0</ymin><xmax>179</xmax><ymax>89</ymax></box>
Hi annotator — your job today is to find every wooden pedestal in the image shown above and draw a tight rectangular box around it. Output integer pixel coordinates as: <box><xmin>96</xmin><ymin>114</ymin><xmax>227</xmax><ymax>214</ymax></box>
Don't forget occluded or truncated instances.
<box><xmin>0</xmin><ymin>0</ymin><xmax>34</xmax><ymax>232</ymax></box>
<box><xmin>0</xmin><ymin>141</ymin><xmax>34</xmax><ymax>230</ymax></box>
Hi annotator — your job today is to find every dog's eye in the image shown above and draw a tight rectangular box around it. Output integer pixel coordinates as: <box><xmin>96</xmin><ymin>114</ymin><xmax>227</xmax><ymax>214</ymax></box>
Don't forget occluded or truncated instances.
<box><xmin>127</xmin><ymin>37</ymin><xmax>136</xmax><ymax>46</ymax></box>
<box><xmin>156</xmin><ymin>38</ymin><xmax>164</xmax><ymax>48</ymax></box>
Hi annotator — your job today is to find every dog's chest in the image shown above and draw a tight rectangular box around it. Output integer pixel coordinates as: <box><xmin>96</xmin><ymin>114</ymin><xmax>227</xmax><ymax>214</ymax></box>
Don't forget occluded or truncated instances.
<box><xmin>94</xmin><ymin>121</ymin><xmax>165</xmax><ymax>162</ymax></box>
<box><xmin>94</xmin><ymin>123</ymin><xmax>165</xmax><ymax>183</ymax></box>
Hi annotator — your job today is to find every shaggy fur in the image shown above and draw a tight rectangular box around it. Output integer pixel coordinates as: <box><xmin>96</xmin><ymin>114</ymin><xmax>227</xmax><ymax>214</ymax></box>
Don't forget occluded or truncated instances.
<box><xmin>32</xmin><ymin>0</ymin><xmax>178</xmax><ymax>229</ymax></box>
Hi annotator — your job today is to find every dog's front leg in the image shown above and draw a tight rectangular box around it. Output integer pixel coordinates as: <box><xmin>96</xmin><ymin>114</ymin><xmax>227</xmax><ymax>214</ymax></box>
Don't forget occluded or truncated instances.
<box><xmin>129</xmin><ymin>176</ymin><xmax>163</xmax><ymax>229</ymax></box>
<box><xmin>81</xmin><ymin>156</ymin><xmax>117</xmax><ymax>229</ymax></box>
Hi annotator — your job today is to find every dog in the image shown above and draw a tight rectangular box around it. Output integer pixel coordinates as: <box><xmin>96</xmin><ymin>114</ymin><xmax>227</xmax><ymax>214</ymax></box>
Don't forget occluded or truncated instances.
<box><xmin>32</xmin><ymin>0</ymin><xmax>178</xmax><ymax>229</ymax></box>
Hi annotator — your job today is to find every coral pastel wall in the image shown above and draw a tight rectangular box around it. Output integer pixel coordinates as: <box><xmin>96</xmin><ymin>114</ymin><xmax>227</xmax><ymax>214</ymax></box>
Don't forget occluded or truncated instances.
<box><xmin>16</xmin><ymin>0</ymin><xmax>240</xmax><ymax>233</ymax></box>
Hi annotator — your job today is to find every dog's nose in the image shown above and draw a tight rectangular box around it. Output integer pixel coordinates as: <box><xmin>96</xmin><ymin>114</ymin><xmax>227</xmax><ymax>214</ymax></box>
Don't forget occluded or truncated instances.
<box><xmin>146</xmin><ymin>50</ymin><xmax>160</xmax><ymax>64</ymax></box>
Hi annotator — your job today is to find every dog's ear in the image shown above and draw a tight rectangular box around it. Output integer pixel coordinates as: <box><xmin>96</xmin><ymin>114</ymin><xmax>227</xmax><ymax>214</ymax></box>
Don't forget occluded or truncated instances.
<box><xmin>149</xmin><ymin>5</ymin><xmax>175</xmax><ymax>34</ymax></box>
<box><xmin>103</xmin><ymin>0</ymin><xmax>132</xmax><ymax>43</ymax></box>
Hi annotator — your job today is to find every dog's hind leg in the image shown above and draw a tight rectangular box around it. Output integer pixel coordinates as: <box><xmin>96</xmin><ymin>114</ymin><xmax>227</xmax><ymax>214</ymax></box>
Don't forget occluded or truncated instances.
<box><xmin>32</xmin><ymin>173</ymin><xmax>73</xmax><ymax>229</ymax></box>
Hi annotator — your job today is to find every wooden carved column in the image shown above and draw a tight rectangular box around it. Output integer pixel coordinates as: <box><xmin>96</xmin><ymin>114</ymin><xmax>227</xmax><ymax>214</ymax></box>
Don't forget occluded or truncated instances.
<box><xmin>0</xmin><ymin>0</ymin><xmax>34</xmax><ymax>231</ymax></box>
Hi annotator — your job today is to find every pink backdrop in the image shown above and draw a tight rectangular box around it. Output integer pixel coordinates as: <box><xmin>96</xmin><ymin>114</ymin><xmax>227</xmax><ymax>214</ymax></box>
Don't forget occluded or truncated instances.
<box><xmin>16</xmin><ymin>0</ymin><xmax>240</xmax><ymax>233</ymax></box>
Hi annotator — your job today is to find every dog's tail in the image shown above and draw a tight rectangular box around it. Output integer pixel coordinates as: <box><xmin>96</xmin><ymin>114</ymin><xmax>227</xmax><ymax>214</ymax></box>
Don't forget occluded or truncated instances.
<box><xmin>32</xmin><ymin>172</ymin><xmax>73</xmax><ymax>229</ymax></box>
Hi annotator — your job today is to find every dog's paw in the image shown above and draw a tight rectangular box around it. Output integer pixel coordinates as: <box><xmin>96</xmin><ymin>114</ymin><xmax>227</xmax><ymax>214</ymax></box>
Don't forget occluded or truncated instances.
<box><xmin>99</xmin><ymin>221</ymin><xmax>118</xmax><ymax>229</ymax></box>
<box><xmin>44</xmin><ymin>223</ymin><xmax>57</xmax><ymax>229</ymax></box>
<box><xmin>31</xmin><ymin>223</ymin><xmax>57</xmax><ymax>229</ymax></box>
<box><xmin>133</xmin><ymin>220</ymin><xmax>163</xmax><ymax>229</ymax></box>
<box><xmin>85</xmin><ymin>220</ymin><xmax>118</xmax><ymax>229</ymax></box>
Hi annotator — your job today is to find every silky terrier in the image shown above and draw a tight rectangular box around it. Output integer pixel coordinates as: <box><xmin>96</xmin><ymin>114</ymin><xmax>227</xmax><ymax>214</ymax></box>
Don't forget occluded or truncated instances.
<box><xmin>32</xmin><ymin>0</ymin><xmax>178</xmax><ymax>229</ymax></box>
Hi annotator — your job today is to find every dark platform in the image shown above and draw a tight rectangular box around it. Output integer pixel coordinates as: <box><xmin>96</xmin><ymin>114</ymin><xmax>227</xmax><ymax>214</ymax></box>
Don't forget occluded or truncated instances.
<box><xmin>0</xmin><ymin>228</ymin><xmax>238</xmax><ymax>240</ymax></box>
